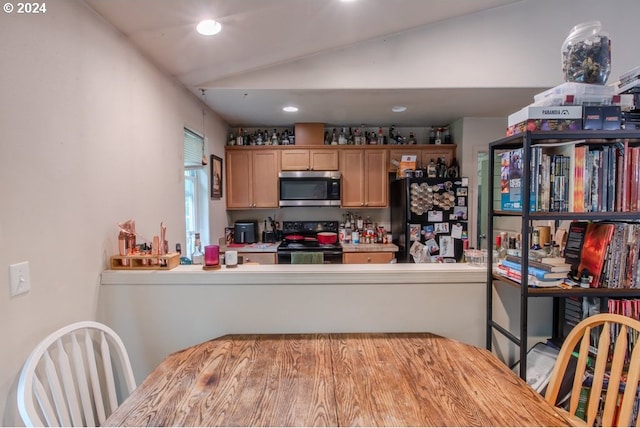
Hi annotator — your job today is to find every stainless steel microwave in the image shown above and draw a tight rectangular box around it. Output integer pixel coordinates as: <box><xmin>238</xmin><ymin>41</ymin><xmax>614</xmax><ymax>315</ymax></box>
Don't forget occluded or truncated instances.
<box><xmin>278</xmin><ymin>171</ymin><xmax>341</xmax><ymax>207</ymax></box>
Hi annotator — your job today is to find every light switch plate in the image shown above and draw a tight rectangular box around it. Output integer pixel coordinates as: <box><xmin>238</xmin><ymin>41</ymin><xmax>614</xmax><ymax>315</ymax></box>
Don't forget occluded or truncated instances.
<box><xmin>9</xmin><ymin>261</ymin><xmax>30</xmax><ymax>296</ymax></box>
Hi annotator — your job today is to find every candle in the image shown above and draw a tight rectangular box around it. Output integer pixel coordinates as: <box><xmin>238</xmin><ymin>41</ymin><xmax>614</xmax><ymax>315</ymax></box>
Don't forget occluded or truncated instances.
<box><xmin>225</xmin><ymin>250</ymin><xmax>238</xmax><ymax>267</ymax></box>
<box><xmin>204</xmin><ymin>245</ymin><xmax>220</xmax><ymax>266</ymax></box>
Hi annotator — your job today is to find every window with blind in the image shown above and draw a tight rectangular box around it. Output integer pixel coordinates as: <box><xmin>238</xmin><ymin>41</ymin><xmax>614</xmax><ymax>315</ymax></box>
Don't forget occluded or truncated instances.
<box><xmin>184</xmin><ymin>128</ymin><xmax>209</xmax><ymax>258</ymax></box>
<box><xmin>184</xmin><ymin>128</ymin><xmax>205</xmax><ymax>169</ymax></box>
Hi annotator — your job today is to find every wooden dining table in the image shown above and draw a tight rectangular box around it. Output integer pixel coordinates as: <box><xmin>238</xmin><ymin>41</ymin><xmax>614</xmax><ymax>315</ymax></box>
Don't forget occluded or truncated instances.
<box><xmin>104</xmin><ymin>332</ymin><xmax>571</xmax><ymax>427</ymax></box>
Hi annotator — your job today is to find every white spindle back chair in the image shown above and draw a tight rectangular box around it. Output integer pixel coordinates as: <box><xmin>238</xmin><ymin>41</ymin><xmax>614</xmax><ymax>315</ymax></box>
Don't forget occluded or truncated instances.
<box><xmin>17</xmin><ymin>321</ymin><xmax>136</xmax><ymax>427</ymax></box>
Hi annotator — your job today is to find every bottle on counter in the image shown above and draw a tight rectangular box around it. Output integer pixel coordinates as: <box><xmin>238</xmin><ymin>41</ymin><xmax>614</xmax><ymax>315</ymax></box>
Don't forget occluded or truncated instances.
<box><xmin>353</xmin><ymin>127</ymin><xmax>362</xmax><ymax>145</ymax></box>
<box><xmin>408</xmin><ymin>132</ymin><xmax>417</xmax><ymax>145</ymax></box>
<box><xmin>236</xmin><ymin>128</ymin><xmax>244</xmax><ymax>146</ymax></box>
<box><xmin>331</xmin><ymin>128</ymin><xmax>338</xmax><ymax>145</ymax></box>
<box><xmin>495</xmin><ymin>235</ymin><xmax>507</xmax><ymax>262</ymax></box>
<box><xmin>427</xmin><ymin>159</ymin><xmax>437</xmax><ymax>178</ymax></box>
<box><xmin>435</xmin><ymin>127</ymin><xmax>443</xmax><ymax>144</ymax></box>
<box><xmin>344</xmin><ymin>214</ymin><xmax>352</xmax><ymax>243</ymax></box>
<box><xmin>192</xmin><ymin>232</ymin><xmax>204</xmax><ymax>265</ymax></box>
<box><xmin>531</xmin><ymin>229</ymin><xmax>541</xmax><ymax>251</ymax></box>
<box><xmin>338</xmin><ymin>127</ymin><xmax>347</xmax><ymax>145</ymax></box>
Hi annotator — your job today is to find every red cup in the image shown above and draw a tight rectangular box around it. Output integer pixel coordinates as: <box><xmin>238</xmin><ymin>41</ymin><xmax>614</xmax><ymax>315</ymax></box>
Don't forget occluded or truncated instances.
<box><xmin>204</xmin><ymin>245</ymin><xmax>220</xmax><ymax>266</ymax></box>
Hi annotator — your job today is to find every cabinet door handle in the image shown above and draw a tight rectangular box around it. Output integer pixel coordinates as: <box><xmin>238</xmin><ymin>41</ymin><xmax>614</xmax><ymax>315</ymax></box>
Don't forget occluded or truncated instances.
<box><xmin>367</xmin><ymin>257</ymin><xmax>371</xmax><ymax>263</ymax></box>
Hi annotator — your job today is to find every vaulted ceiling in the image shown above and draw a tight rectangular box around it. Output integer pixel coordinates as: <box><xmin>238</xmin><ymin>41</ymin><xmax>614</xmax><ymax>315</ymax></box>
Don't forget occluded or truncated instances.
<box><xmin>84</xmin><ymin>0</ymin><xmax>542</xmax><ymax>127</ymax></box>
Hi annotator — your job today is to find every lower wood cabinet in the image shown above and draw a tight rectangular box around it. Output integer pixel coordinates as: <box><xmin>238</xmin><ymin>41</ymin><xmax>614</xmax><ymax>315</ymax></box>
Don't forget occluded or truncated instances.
<box><xmin>239</xmin><ymin>253</ymin><xmax>276</xmax><ymax>265</ymax></box>
<box><xmin>343</xmin><ymin>252</ymin><xmax>394</xmax><ymax>264</ymax></box>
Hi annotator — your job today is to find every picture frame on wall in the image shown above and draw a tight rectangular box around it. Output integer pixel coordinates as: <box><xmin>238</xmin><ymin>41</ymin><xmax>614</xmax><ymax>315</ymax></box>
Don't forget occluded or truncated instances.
<box><xmin>211</xmin><ymin>155</ymin><xmax>223</xmax><ymax>199</ymax></box>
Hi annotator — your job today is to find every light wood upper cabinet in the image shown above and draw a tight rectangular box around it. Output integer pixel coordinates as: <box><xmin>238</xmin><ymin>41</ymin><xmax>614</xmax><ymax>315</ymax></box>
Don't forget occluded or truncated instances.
<box><xmin>281</xmin><ymin>149</ymin><xmax>339</xmax><ymax>171</ymax></box>
<box><xmin>388</xmin><ymin>145</ymin><xmax>456</xmax><ymax>171</ymax></box>
<box><xmin>226</xmin><ymin>148</ymin><xmax>280</xmax><ymax>209</ymax></box>
<box><xmin>340</xmin><ymin>149</ymin><xmax>388</xmax><ymax>208</ymax></box>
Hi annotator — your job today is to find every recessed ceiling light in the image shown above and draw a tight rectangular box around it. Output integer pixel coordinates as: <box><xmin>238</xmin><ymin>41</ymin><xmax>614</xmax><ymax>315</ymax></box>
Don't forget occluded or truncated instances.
<box><xmin>283</xmin><ymin>106</ymin><xmax>299</xmax><ymax>112</ymax></box>
<box><xmin>196</xmin><ymin>19</ymin><xmax>222</xmax><ymax>36</ymax></box>
<box><xmin>392</xmin><ymin>106</ymin><xmax>407</xmax><ymax>113</ymax></box>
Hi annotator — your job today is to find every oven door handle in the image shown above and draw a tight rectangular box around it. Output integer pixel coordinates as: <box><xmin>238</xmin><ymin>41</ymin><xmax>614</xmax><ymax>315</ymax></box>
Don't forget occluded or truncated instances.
<box><xmin>277</xmin><ymin>250</ymin><xmax>343</xmax><ymax>256</ymax></box>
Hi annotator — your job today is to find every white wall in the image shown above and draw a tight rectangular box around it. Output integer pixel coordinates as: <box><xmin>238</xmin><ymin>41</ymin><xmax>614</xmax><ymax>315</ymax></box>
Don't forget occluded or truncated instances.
<box><xmin>0</xmin><ymin>1</ymin><xmax>227</xmax><ymax>424</ymax></box>
<box><xmin>209</xmin><ymin>0</ymin><xmax>639</xmax><ymax>91</ymax></box>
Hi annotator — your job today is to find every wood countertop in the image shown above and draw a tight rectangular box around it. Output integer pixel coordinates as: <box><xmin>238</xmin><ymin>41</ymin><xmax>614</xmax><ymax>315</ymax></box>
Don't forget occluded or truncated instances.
<box><xmin>341</xmin><ymin>242</ymin><xmax>398</xmax><ymax>252</ymax></box>
<box><xmin>219</xmin><ymin>242</ymin><xmax>279</xmax><ymax>252</ymax></box>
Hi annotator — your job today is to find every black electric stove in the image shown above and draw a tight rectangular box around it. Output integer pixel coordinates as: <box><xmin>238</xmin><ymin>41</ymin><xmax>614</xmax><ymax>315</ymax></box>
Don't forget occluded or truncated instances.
<box><xmin>277</xmin><ymin>221</ymin><xmax>342</xmax><ymax>264</ymax></box>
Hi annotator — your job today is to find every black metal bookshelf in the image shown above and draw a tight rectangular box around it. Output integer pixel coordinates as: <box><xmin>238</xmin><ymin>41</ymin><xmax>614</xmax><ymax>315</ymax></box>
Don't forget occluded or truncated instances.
<box><xmin>486</xmin><ymin>130</ymin><xmax>640</xmax><ymax>380</ymax></box>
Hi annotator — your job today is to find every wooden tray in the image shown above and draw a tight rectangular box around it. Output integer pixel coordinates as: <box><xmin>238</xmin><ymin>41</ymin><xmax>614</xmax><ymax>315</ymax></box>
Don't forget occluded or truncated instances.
<box><xmin>110</xmin><ymin>252</ymin><xmax>180</xmax><ymax>270</ymax></box>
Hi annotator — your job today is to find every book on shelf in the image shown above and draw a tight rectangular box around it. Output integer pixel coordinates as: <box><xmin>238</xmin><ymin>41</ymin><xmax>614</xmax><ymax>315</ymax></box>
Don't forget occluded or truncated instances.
<box><xmin>500</xmin><ymin>259</ymin><xmax>569</xmax><ymax>280</ymax></box>
<box><xmin>495</xmin><ymin>264</ymin><xmax>566</xmax><ymax>288</ymax></box>
<box><xmin>564</xmin><ymin>221</ymin><xmax>589</xmax><ymax>273</ymax></box>
<box><xmin>500</xmin><ymin>149</ymin><xmax>522</xmax><ymax>211</ymax></box>
<box><xmin>505</xmin><ymin>255</ymin><xmax>571</xmax><ymax>272</ymax></box>
<box><xmin>528</xmin><ymin>140</ymin><xmax>640</xmax><ymax>213</ymax></box>
<box><xmin>541</xmin><ymin>256</ymin><xmax>572</xmax><ymax>266</ymax></box>
<box><xmin>573</xmin><ymin>145</ymin><xmax>587</xmax><ymax>212</ymax></box>
<box><xmin>577</xmin><ymin>222</ymin><xmax>616</xmax><ymax>288</ymax></box>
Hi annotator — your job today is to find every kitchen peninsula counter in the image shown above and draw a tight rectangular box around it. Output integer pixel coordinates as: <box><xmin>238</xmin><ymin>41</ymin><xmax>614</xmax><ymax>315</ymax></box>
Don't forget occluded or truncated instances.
<box><xmin>99</xmin><ymin>263</ymin><xmax>486</xmax><ymax>384</ymax></box>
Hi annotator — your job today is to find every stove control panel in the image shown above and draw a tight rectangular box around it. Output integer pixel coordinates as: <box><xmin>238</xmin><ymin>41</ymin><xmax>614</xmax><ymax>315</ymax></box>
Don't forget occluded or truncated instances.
<box><xmin>282</xmin><ymin>221</ymin><xmax>339</xmax><ymax>234</ymax></box>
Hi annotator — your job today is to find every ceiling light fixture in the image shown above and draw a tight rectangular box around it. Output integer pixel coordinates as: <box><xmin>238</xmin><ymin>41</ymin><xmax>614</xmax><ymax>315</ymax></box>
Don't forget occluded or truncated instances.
<box><xmin>196</xmin><ymin>19</ymin><xmax>222</xmax><ymax>36</ymax></box>
<box><xmin>283</xmin><ymin>106</ymin><xmax>299</xmax><ymax>112</ymax></box>
<box><xmin>392</xmin><ymin>106</ymin><xmax>407</xmax><ymax>113</ymax></box>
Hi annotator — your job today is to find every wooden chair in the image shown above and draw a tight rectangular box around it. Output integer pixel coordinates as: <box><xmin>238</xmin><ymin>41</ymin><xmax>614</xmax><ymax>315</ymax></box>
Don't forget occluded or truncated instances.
<box><xmin>544</xmin><ymin>313</ymin><xmax>640</xmax><ymax>427</ymax></box>
<box><xmin>17</xmin><ymin>321</ymin><xmax>136</xmax><ymax>427</ymax></box>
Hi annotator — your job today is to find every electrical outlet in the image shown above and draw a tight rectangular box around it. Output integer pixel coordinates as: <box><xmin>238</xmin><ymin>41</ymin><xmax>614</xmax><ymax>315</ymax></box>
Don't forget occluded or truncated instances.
<box><xmin>9</xmin><ymin>261</ymin><xmax>30</xmax><ymax>296</ymax></box>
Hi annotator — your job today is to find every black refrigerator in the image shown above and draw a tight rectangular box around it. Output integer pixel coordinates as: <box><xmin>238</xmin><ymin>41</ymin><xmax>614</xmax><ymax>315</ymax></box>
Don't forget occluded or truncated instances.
<box><xmin>390</xmin><ymin>177</ymin><xmax>469</xmax><ymax>263</ymax></box>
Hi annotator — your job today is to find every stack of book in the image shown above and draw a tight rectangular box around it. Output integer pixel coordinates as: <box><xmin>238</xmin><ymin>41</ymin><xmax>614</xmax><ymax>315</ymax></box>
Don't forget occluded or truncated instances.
<box><xmin>615</xmin><ymin>66</ymin><xmax>640</xmax><ymax>129</ymax></box>
<box><xmin>495</xmin><ymin>255</ymin><xmax>571</xmax><ymax>287</ymax></box>
<box><xmin>616</xmin><ymin>65</ymin><xmax>640</xmax><ymax>95</ymax></box>
<box><xmin>506</xmin><ymin>80</ymin><xmax>636</xmax><ymax>136</ymax></box>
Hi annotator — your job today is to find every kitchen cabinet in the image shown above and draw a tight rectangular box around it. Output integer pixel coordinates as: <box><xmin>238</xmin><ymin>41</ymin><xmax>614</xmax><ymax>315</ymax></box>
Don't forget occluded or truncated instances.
<box><xmin>294</xmin><ymin>123</ymin><xmax>325</xmax><ymax>146</ymax></box>
<box><xmin>280</xmin><ymin>149</ymin><xmax>339</xmax><ymax>171</ymax></box>
<box><xmin>388</xmin><ymin>146</ymin><xmax>456</xmax><ymax>172</ymax></box>
<box><xmin>343</xmin><ymin>252</ymin><xmax>394</xmax><ymax>264</ymax></box>
<box><xmin>340</xmin><ymin>148</ymin><xmax>388</xmax><ymax>208</ymax></box>
<box><xmin>225</xmin><ymin>148</ymin><xmax>280</xmax><ymax>209</ymax></box>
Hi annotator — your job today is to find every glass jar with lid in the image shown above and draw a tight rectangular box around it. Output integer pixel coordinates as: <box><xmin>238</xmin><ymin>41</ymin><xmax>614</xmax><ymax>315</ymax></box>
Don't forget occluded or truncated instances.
<box><xmin>561</xmin><ymin>21</ymin><xmax>611</xmax><ymax>85</ymax></box>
